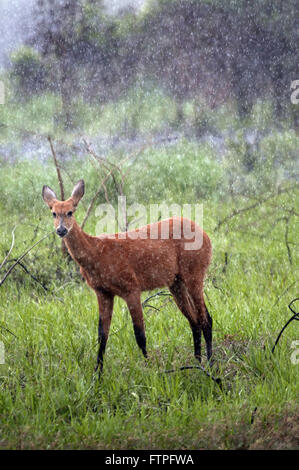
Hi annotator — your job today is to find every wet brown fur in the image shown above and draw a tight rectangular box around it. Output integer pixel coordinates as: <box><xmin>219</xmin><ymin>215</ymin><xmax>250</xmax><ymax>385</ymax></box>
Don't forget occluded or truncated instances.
<box><xmin>42</xmin><ymin>180</ymin><xmax>213</xmax><ymax>376</ymax></box>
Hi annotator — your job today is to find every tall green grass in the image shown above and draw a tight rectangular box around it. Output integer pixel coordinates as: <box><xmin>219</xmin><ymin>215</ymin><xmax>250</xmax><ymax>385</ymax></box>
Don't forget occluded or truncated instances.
<box><xmin>0</xmin><ymin>178</ymin><xmax>298</xmax><ymax>449</ymax></box>
<box><xmin>0</xmin><ymin>91</ymin><xmax>298</xmax><ymax>448</ymax></box>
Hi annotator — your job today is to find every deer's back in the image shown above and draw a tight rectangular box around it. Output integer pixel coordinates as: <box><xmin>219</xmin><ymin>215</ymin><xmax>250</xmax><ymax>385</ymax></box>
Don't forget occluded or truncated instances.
<box><xmin>94</xmin><ymin>218</ymin><xmax>211</xmax><ymax>294</ymax></box>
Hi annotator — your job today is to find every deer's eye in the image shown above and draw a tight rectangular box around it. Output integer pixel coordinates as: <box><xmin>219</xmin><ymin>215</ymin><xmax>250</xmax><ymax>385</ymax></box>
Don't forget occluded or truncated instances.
<box><xmin>52</xmin><ymin>212</ymin><xmax>57</xmax><ymax>218</ymax></box>
<box><xmin>67</xmin><ymin>211</ymin><xmax>73</xmax><ymax>217</ymax></box>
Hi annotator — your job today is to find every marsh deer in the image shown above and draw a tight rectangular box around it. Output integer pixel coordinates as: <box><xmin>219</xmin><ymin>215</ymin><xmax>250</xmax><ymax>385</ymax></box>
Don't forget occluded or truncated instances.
<box><xmin>42</xmin><ymin>180</ymin><xmax>213</xmax><ymax>377</ymax></box>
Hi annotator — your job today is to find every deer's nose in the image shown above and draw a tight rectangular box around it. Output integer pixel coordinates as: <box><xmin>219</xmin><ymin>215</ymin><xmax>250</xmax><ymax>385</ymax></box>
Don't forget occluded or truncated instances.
<box><xmin>56</xmin><ymin>226</ymin><xmax>68</xmax><ymax>238</ymax></box>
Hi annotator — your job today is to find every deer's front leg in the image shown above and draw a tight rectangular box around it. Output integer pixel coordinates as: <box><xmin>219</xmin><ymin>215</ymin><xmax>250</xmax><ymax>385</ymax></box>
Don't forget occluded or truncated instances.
<box><xmin>125</xmin><ymin>291</ymin><xmax>147</xmax><ymax>359</ymax></box>
<box><xmin>95</xmin><ymin>290</ymin><xmax>114</xmax><ymax>378</ymax></box>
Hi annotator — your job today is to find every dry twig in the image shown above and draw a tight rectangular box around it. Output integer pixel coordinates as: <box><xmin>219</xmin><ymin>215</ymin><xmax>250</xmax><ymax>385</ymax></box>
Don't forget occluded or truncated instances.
<box><xmin>0</xmin><ymin>225</ymin><xmax>17</xmax><ymax>272</ymax></box>
<box><xmin>272</xmin><ymin>298</ymin><xmax>299</xmax><ymax>354</ymax></box>
<box><xmin>214</xmin><ymin>186</ymin><xmax>295</xmax><ymax>232</ymax></box>
<box><xmin>0</xmin><ymin>232</ymin><xmax>53</xmax><ymax>288</ymax></box>
<box><xmin>81</xmin><ymin>139</ymin><xmax>150</xmax><ymax>231</ymax></box>
<box><xmin>48</xmin><ymin>136</ymin><xmax>65</xmax><ymax>201</ymax></box>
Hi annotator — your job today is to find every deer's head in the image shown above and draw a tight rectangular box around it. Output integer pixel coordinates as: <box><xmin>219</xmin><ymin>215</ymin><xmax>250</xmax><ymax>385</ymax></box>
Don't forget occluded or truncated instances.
<box><xmin>42</xmin><ymin>180</ymin><xmax>85</xmax><ymax>238</ymax></box>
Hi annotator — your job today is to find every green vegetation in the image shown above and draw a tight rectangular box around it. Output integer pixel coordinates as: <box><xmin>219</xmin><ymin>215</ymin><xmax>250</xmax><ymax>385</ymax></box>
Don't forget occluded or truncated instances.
<box><xmin>9</xmin><ymin>0</ymin><xmax>297</xmax><ymax>130</ymax></box>
<box><xmin>2</xmin><ymin>80</ymin><xmax>298</xmax><ymax>141</ymax></box>
<box><xmin>0</xmin><ymin>0</ymin><xmax>298</xmax><ymax>451</ymax></box>
<box><xmin>0</xmin><ymin>124</ymin><xmax>298</xmax><ymax>448</ymax></box>
<box><xmin>10</xmin><ymin>47</ymin><xmax>49</xmax><ymax>97</ymax></box>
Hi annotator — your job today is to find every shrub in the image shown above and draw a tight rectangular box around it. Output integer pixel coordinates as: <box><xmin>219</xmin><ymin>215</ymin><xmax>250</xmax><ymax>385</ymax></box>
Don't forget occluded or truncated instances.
<box><xmin>10</xmin><ymin>47</ymin><xmax>50</xmax><ymax>99</ymax></box>
<box><xmin>124</xmin><ymin>139</ymin><xmax>223</xmax><ymax>204</ymax></box>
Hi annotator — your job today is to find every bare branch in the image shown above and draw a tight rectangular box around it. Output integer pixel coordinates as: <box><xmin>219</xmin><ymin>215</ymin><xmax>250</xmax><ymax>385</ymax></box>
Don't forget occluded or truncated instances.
<box><xmin>0</xmin><ymin>232</ymin><xmax>53</xmax><ymax>288</ymax></box>
<box><xmin>142</xmin><ymin>290</ymin><xmax>172</xmax><ymax>309</ymax></box>
<box><xmin>81</xmin><ymin>139</ymin><xmax>150</xmax><ymax>231</ymax></box>
<box><xmin>0</xmin><ymin>225</ymin><xmax>17</xmax><ymax>272</ymax></box>
<box><xmin>81</xmin><ymin>168</ymin><xmax>116</xmax><ymax>230</ymax></box>
<box><xmin>48</xmin><ymin>136</ymin><xmax>65</xmax><ymax>201</ymax></box>
<box><xmin>214</xmin><ymin>186</ymin><xmax>296</xmax><ymax>232</ymax></box>
<box><xmin>48</xmin><ymin>136</ymin><xmax>69</xmax><ymax>255</ymax></box>
<box><xmin>3</xmin><ymin>259</ymin><xmax>49</xmax><ymax>292</ymax></box>
<box><xmin>284</xmin><ymin>215</ymin><xmax>293</xmax><ymax>265</ymax></box>
<box><xmin>272</xmin><ymin>298</ymin><xmax>299</xmax><ymax>354</ymax></box>
<box><xmin>164</xmin><ymin>365</ymin><xmax>222</xmax><ymax>389</ymax></box>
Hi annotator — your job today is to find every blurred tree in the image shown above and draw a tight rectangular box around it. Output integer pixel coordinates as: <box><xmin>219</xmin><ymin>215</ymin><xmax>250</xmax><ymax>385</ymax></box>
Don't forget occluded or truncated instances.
<box><xmin>10</xmin><ymin>0</ymin><xmax>298</xmax><ymax>130</ymax></box>
<box><xmin>78</xmin><ymin>3</ymin><xmax>140</xmax><ymax>102</ymax></box>
<box><xmin>30</xmin><ymin>0</ymin><xmax>85</xmax><ymax>128</ymax></box>
<box><xmin>224</xmin><ymin>0</ymin><xmax>298</xmax><ymax>122</ymax></box>
<box><xmin>140</xmin><ymin>0</ymin><xmax>298</xmax><ymax>124</ymax></box>
<box><xmin>27</xmin><ymin>0</ymin><xmax>139</xmax><ymax>125</ymax></box>
<box><xmin>10</xmin><ymin>46</ymin><xmax>49</xmax><ymax>97</ymax></box>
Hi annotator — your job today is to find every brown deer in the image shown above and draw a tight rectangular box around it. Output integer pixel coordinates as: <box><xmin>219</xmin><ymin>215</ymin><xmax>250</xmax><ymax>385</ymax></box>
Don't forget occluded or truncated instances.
<box><xmin>42</xmin><ymin>180</ymin><xmax>213</xmax><ymax>377</ymax></box>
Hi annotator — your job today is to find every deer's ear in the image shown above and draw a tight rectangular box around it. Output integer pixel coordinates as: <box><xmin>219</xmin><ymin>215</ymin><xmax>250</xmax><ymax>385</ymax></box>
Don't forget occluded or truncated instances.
<box><xmin>42</xmin><ymin>185</ymin><xmax>57</xmax><ymax>209</ymax></box>
<box><xmin>71</xmin><ymin>179</ymin><xmax>85</xmax><ymax>207</ymax></box>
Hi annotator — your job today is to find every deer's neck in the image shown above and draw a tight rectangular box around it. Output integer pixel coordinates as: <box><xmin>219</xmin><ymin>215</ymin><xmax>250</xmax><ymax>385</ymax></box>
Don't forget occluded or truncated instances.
<box><xmin>64</xmin><ymin>220</ymin><xmax>99</xmax><ymax>269</ymax></box>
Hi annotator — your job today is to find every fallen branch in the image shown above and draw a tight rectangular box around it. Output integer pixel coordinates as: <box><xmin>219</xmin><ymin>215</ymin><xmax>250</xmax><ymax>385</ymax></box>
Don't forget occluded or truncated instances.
<box><xmin>165</xmin><ymin>365</ymin><xmax>222</xmax><ymax>389</ymax></box>
<box><xmin>272</xmin><ymin>298</ymin><xmax>299</xmax><ymax>354</ymax></box>
<box><xmin>142</xmin><ymin>291</ymin><xmax>172</xmax><ymax>309</ymax></box>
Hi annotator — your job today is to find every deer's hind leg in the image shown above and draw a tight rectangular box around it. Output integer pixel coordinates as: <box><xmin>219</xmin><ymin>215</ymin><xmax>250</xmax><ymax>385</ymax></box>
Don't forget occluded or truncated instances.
<box><xmin>169</xmin><ymin>276</ymin><xmax>202</xmax><ymax>362</ymax></box>
<box><xmin>125</xmin><ymin>291</ymin><xmax>148</xmax><ymax>359</ymax></box>
<box><xmin>95</xmin><ymin>290</ymin><xmax>114</xmax><ymax>377</ymax></box>
<box><xmin>186</xmin><ymin>279</ymin><xmax>212</xmax><ymax>362</ymax></box>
